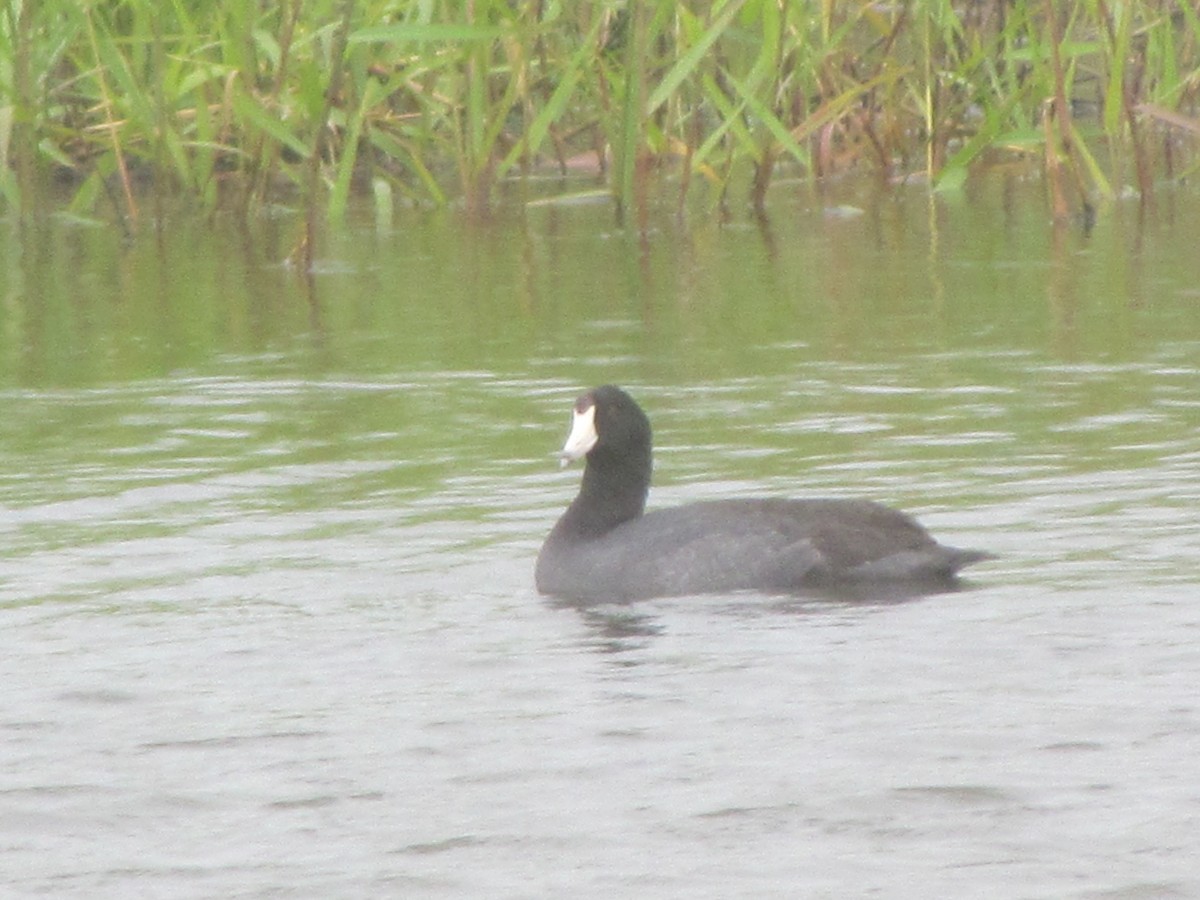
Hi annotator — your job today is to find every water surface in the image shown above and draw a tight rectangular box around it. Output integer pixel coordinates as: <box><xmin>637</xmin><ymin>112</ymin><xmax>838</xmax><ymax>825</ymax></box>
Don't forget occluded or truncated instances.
<box><xmin>2</xmin><ymin>177</ymin><xmax>1198</xmax><ymax>897</ymax></box>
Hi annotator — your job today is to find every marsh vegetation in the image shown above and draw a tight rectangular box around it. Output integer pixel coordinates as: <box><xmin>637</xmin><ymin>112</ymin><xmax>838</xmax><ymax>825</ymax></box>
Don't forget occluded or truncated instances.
<box><xmin>3</xmin><ymin>0</ymin><xmax>1199</xmax><ymax>231</ymax></box>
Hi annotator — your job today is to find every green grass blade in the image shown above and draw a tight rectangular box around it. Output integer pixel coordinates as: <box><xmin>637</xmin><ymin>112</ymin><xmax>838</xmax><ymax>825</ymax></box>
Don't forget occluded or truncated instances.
<box><xmin>349</xmin><ymin>23</ymin><xmax>504</xmax><ymax>44</ymax></box>
<box><xmin>646</xmin><ymin>0</ymin><xmax>745</xmax><ymax>117</ymax></box>
<box><xmin>232</xmin><ymin>90</ymin><xmax>310</xmax><ymax>160</ymax></box>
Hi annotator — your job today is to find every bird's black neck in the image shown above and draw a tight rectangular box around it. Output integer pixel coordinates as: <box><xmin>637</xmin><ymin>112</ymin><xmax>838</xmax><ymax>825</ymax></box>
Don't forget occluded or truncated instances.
<box><xmin>552</xmin><ymin>446</ymin><xmax>650</xmax><ymax>540</ymax></box>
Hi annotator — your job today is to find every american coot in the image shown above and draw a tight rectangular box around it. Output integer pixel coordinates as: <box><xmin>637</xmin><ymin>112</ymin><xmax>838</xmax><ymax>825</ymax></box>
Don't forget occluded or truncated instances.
<box><xmin>535</xmin><ymin>385</ymin><xmax>992</xmax><ymax>601</ymax></box>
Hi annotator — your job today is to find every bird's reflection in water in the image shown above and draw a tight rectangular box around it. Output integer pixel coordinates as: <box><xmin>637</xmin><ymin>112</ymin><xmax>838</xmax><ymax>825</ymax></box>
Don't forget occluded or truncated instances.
<box><xmin>550</xmin><ymin>599</ymin><xmax>665</xmax><ymax>657</ymax></box>
<box><xmin>551</xmin><ymin>575</ymin><xmax>983</xmax><ymax>657</ymax></box>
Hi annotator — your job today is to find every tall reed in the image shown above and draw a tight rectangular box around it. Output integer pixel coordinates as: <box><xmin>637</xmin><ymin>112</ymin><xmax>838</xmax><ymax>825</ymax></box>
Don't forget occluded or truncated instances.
<box><xmin>1</xmin><ymin>0</ymin><xmax>1197</xmax><ymax>226</ymax></box>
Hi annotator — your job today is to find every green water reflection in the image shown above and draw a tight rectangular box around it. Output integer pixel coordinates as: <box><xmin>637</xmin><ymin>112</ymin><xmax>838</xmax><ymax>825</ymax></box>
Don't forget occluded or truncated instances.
<box><xmin>4</xmin><ymin>176</ymin><xmax>1199</xmax><ymax>391</ymax></box>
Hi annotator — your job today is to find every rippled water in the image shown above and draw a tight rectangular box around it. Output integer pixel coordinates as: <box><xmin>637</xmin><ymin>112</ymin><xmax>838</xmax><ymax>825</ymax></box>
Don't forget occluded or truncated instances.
<box><xmin>2</xmin><ymin>180</ymin><xmax>1199</xmax><ymax>897</ymax></box>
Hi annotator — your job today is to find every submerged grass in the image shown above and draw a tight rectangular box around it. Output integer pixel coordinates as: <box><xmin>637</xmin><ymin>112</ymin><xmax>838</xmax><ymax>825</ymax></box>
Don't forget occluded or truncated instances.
<box><xmin>2</xmin><ymin>0</ymin><xmax>1199</xmax><ymax>228</ymax></box>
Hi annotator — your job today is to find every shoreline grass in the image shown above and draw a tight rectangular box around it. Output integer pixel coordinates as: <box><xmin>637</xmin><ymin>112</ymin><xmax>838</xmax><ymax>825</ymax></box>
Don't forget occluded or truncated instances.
<box><xmin>2</xmin><ymin>1</ymin><xmax>1199</xmax><ymax>229</ymax></box>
